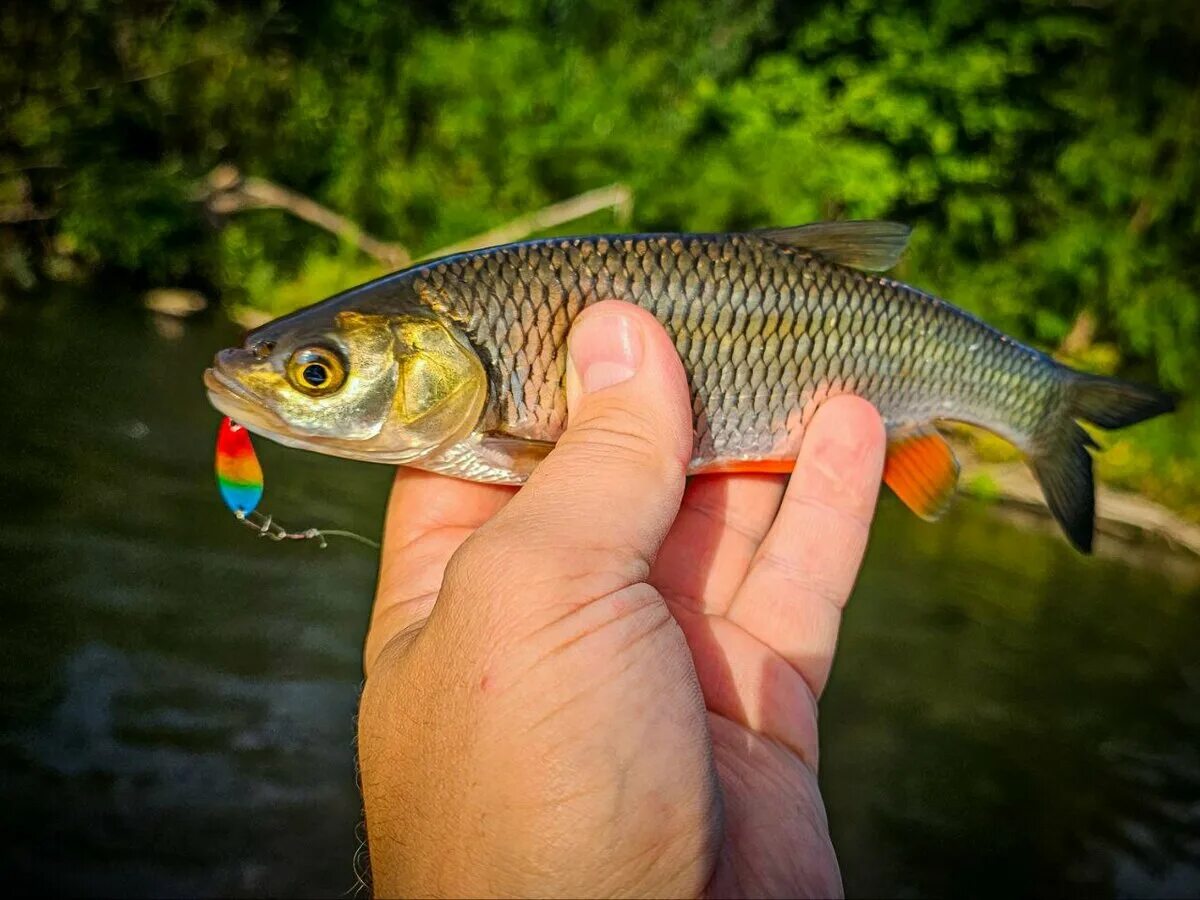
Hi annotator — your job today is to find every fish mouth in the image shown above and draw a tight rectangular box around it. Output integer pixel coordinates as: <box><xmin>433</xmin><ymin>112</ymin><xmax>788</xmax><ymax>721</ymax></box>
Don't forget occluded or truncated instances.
<box><xmin>203</xmin><ymin>365</ymin><xmax>430</xmax><ymax>465</ymax></box>
<box><xmin>203</xmin><ymin>366</ymin><xmax>297</xmax><ymax>445</ymax></box>
<box><xmin>205</xmin><ymin>367</ymin><xmax>272</xmax><ymax>423</ymax></box>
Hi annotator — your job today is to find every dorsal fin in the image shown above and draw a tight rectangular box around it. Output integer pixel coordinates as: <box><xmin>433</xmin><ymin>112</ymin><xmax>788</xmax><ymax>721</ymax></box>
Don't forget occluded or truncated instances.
<box><xmin>756</xmin><ymin>220</ymin><xmax>912</xmax><ymax>271</ymax></box>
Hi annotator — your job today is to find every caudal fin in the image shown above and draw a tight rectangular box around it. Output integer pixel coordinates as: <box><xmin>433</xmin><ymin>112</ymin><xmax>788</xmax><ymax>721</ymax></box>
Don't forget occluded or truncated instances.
<box><xmin>1030</xmin><ymin>373</ymin><xmax>1175</xmax><ymax>553</ymax></box>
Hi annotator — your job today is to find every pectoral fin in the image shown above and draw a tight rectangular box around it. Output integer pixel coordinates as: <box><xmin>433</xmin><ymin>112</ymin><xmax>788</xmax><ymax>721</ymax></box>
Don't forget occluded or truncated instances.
<box><xmin>883</xmin><ymin>426</ymin><xmax>959</xmax><ymax>521</ymax></box>
<box><xmin>479</xmin><ymin>434</ymin><xmax>556</xmax><ymax>478</ymax></box>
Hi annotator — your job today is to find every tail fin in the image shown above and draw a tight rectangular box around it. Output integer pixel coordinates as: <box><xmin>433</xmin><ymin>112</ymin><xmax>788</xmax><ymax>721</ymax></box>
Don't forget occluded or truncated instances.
<box><xmin>1065</xmin><ymin>372</ymin><xmax>1177</xmax><ymax>429</ymax></box>
<box><xmin>1030</xmin><ymin>373</ymin><xmax>1175</xmax><ymax>553</ymax></box>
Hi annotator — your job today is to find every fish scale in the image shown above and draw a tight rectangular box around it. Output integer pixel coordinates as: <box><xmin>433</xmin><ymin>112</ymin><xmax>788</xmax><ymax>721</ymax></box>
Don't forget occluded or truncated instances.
<box><xmin>409</xmin><ymin>232</ymin><xmax>1051</xmax><ymax>464</ymax></box>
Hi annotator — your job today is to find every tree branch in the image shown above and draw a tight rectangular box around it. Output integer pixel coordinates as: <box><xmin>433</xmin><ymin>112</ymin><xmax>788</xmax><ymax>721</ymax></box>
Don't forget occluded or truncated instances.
<box><xmin>197</xmin><ymin>165</ymin><xmax>412</xmax><ymax>267</ymax></box>
<box><xmin>421</xmin><ymin>183</ymin><xmax>633</xmax><ymax>259</ymax></box>
<box><xmin>197</xmin><ymin>165</ymin><xmax>634</xmax><ymax>269</ymax></box>
<box><xmin>0</xmin><ymin>203</ymin><xmax>56</xmax><ymax>224</ymax></box>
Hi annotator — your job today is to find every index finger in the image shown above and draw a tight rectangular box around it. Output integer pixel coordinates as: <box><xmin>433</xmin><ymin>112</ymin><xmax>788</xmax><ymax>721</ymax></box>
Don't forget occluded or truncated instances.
<box><xmin>366</xmin><ymin>468</ymin><xmax>515</xmax><ymax>673</ymax></box>
<box><xmin>725</xmin><ymin>395</ymin><xmax>886</xmax><ymax>698</ymax></box>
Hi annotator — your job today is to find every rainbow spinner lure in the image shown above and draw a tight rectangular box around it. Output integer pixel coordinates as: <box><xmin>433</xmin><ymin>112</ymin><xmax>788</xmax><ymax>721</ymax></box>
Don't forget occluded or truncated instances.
<box><xmin>214</xmin><ymin>416</ymin><xmax>378</xmax><ymax>549</ymax></box>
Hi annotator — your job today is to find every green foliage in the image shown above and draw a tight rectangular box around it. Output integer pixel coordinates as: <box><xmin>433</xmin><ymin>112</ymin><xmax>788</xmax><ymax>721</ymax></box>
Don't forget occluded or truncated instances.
<box><xmin>2</xmin><ymin>0</ymin><xmax>1198</xmax><ymax>511</ymax></box>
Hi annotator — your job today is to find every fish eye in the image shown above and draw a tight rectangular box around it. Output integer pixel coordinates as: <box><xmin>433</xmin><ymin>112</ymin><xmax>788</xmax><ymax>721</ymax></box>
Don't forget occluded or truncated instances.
<box><xmin>286</xmin><ymin>346</ymin><xmax>346</xmax><ymax>396</ymax></box>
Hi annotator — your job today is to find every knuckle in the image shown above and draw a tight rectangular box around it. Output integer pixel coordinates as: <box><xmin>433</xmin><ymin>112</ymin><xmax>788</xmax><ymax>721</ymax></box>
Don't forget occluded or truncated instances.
<box><xmin>441</xmin><ymin>531</ymin><xmax>507</xmax><ymax>598</ymax></box>
<box><xmin>569</xmin><ymin>416</ymin><xmax>656</xmax><ymax>458</ymax></box>
<box><xmin>783</xmin><ymin>490</ymin><xmax>874</xmax><ymax>535</ymax></box>
<box><xmin>758</xmin><ymin>545</ymin><xmax>848</xmax><ymax>609</ymax></box>
<box><xmin>560</xmin><ymin>414</ymin><xmax>683</xmax><ymax>483</ymax></box>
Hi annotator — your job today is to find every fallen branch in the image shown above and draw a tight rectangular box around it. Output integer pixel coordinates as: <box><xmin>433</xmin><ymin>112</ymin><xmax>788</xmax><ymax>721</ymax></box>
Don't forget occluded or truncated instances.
<box><xmin>422</xmin><ymin>183</ymin><xmax>634</xmax><ymax>259</ymax></box>
<box><xmin>197</xmin><ymin>165</ymin><xmax>412</xmax><ymax>267</ymax></box>
<box><xmin>0</xmin><ymin>203</ymin><xmax>56</xmax><ymax>224</ymax></box>
<box><xmin>197</xmin><ymin>165</ymin><xmax>633</xmax><ymax>269</ymax></box>
<box><xmin>957</xmin><ymin>447</ymin><xmax>1200</xmax><ymax>558</ymax></box>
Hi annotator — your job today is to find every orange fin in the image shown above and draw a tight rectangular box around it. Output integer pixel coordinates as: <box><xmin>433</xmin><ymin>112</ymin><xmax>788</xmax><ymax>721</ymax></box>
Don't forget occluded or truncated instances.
<box><xmin>884</xmin><ymin>427</ymin><xmax>959</xmax><ymax>521</ymax></box>
<box><xmin>692</xmin><ymin>459</ymin><xmax>796</xmax><ymax>475</ymax></box>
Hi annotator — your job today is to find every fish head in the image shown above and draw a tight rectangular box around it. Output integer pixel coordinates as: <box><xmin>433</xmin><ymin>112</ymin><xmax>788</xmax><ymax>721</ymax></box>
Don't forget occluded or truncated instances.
<box><xmin>204</xmin><ymin>306</ymin><xmax>488</xmax><ymax>463</ymax></box>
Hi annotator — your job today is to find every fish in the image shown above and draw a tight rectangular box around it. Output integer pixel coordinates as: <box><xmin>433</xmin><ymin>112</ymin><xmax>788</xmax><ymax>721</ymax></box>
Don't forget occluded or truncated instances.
<box><xmin>203</xmin><ymin>221</ymin><xmax>1175</xmax><ymax>552</ymax></box>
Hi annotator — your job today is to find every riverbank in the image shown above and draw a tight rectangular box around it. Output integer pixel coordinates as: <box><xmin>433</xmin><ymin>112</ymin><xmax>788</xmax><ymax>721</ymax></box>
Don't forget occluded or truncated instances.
<box><xmin>958</xmin><ymin>444</ymin><xmax>1200</xmax><ymax>558</ymax></box>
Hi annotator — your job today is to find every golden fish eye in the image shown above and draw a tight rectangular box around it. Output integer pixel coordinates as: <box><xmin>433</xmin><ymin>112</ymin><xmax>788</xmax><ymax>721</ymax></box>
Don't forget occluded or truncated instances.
<box><xmin>286</xmin><ymin>346</ymin><xmax>346</xmax><ymax>396</ymax></box>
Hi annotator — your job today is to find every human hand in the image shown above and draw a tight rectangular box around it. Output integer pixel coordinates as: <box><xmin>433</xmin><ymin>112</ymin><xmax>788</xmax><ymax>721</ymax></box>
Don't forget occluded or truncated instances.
<box><xmin>358</xmin><ymin>300</ymin><xmax>886</xmax><ymax>898</ymax></box>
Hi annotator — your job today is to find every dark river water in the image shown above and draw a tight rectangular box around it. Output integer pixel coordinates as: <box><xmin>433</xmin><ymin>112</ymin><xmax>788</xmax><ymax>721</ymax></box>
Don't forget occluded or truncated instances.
<box><xmin>2</xmin><ymin>298</ymin><xmax>1198</xmax><ymax>897</ymax></box>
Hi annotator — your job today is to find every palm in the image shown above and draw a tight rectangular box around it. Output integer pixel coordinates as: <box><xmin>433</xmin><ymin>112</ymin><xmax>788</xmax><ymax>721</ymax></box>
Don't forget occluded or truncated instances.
<box><xmin>370</xmin><ymin>444</ymin><xmax>879</xmax><ymax>897</ymax></box>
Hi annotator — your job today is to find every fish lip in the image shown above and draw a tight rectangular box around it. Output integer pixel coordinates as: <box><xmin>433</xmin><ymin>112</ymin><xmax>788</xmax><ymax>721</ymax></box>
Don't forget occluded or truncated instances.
<box><xmin>203</xmin><ymin>366</ymin><xmax>287</xmax><ymax>434</ymax></box>
<box><xmin>204</xmin><ymin>366</ymin><xmax>259</xmax><ymax>415</ymax></box>
<box><xmin>204</xmin><ymin>366</ymin><xmax>252</xmax><ymax>404</ymax></box>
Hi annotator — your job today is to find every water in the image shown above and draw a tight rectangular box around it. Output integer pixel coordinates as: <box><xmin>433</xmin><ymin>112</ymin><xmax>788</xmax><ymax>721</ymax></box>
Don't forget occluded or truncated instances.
<box><xmin>1</xmin><ymin>297</ymin><xmax>1197</xmax><ymax>897</ymax></box>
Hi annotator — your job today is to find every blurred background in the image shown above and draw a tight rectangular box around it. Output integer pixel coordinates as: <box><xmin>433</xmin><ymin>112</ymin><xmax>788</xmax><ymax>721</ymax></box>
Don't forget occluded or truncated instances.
<box><xmin>1</xmin><ymin>0</ymin><xmax>1198</xmax><ymax>896</ymax></box>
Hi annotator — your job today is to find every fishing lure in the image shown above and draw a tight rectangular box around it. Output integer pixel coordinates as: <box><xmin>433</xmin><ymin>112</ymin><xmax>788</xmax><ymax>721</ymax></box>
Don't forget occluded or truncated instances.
<box><xmin>214</xmin><ymin>416</ymin><xmax>379</xmax><ymax>549</ymax></box>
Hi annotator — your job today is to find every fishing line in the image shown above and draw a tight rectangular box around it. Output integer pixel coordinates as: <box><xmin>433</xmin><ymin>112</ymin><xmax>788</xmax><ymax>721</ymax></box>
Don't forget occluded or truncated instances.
<box><xmin>215</xmin><ymin>416</ymin><xmax>380</xmax><ymax>550</ymax></box>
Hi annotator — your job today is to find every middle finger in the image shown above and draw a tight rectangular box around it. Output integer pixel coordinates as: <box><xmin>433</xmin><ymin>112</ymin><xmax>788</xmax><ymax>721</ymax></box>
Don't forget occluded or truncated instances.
<box><xmin>651</xmin><ymin>471</ymin><xmax>788</xmax><ymax>617</ymax></box>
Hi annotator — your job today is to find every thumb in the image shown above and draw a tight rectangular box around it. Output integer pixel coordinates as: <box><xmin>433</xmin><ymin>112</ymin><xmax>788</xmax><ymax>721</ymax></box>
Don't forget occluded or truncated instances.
<box><xmin>469</xmin><ymin>300</ymin><xmax>693</xmax><ymax>596</ymax></box>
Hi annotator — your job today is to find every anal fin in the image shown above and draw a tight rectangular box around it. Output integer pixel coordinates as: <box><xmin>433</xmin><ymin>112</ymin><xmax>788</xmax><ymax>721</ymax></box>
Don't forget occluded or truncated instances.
<box><xmin>884</xmin><ymin>426</ymin><xmax>959</xmax><ymax>521</ymax></box>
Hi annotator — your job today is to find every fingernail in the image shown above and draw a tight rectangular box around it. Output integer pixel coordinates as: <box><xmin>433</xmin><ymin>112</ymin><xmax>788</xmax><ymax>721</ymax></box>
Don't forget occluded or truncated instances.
<box><xmin>567</xmin><ymin>309</ymin><xmax>643</xmax><ymax>395</ymax></box>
